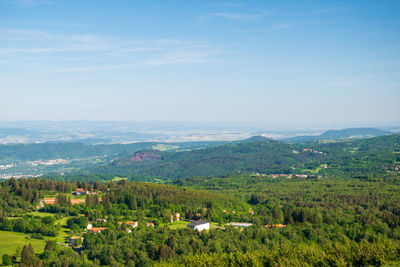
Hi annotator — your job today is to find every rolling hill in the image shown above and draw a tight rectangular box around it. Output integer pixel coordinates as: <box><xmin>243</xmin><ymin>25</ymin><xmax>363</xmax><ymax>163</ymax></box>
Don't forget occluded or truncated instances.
<box><xmin>86</xmin><ymin>138</ymin><xmax>325</xmax><ymax>178</ymax></box>
<box><xmin>282</xmin><ymin>127</ymin><xmax>391</xmax><ymax>143</ymax></box>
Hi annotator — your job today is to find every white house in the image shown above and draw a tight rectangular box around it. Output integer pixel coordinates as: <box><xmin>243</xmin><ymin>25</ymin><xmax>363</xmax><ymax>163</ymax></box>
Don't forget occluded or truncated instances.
<box><xmin>86</xmin><ymin>223</ymin><xmax>93</xmax><ymax>230</ymax></box>
<box><xmin>187</xmin><ymin>221</ymin><xmax>210</xmax><ymax>232</ymax></box>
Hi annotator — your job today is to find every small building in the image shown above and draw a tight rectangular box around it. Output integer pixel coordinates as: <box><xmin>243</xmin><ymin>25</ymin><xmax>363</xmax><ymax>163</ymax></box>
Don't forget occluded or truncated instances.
<box><xmin>96</xmin><ymin>218</ymin><xmax>107</xmax><ymax>223</ymax></box>
<box><xmin>43</xmin><ymin>198</ymin><xmax>56</xmax><ymax>205</ymax></box>
<box><xmin>70</xmin><ymin>199</ymin><xmax>84</xmax><ymax>205</ymax></box>
<box><xmin>226</xmin><ymin>222</ymin><xmax>253</xmax><ymax>228</ymax></box>
<box><xmin>72</xmin><ymin>188</ymin><xmax>86</xmax><ymax>196</ymax></box>
<box><xmin>126</xmin><ymin>221</ymin><xmax>138</xmax><ymax>228</ymax></box>
<box><xmin>187</xmin><ymin>221</ymin><xmax>210</xmax><ymax>232</ymax></box>
<box><xmin>264</xmin><ymin>224</ymin><xmax>286</xmax><ymax>228</ymax></box>
<box><xmin>86</xmin><ymin>223</ymin><xmax>93</xmax><ymax>230</ymax></box>
<box><xmin>174</xmin><ymin>212</ymin><xmax>181</xmax><ymax>221</ymax></box>
<box><xmin>89</xmin><ymin>227</ymin><xmax>107</xmax><ymax>233</ymax></box>
<box><xmin>146</xmin><ymin>222</ymin><xmax>155</xmax><ymax>227</ymax></box>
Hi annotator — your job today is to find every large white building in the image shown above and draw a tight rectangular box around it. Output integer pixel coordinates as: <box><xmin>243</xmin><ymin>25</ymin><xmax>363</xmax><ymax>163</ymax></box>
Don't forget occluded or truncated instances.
<box><xmin>187</xmin><ymin>221</ymin><xmax>210</xmax><ymax>232</ymax></box>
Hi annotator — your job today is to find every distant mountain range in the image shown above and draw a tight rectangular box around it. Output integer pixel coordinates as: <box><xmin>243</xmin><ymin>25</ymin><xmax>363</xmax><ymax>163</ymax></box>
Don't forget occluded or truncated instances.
<box><xmin>281</xmin><ymin>127</ymin><xmax>392</xmax><ymax>143</ymax></box>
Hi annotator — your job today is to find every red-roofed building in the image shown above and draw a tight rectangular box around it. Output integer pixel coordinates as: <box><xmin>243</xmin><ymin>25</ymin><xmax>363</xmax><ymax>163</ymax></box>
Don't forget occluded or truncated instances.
<box><xmin>126</xmin><ymin>221</ymin><xmax>138</xmax><ymax>228</ymax></box>
<box><xmin>43</xmin><ymin>198</ymin><xmax>56</xmax><ymax>205</ymax></box>
<box><xmin>70</xmin><ymin>199</ymin><xmax>84</xmax><ymax>205</ymax></box>
<box><xmin>264</xmin><ymin>224</ymin><xmax>286</xmax><ymax>228</ymax></box>
<box><xmin>89</xmin><ymin>227</ymin><xmax>107</xmax><ymax>233</ymax></box>
<box><xmin>73</xmin><ymin>188</ymin><xmax>86</xmax><ymax>196</ymax></box>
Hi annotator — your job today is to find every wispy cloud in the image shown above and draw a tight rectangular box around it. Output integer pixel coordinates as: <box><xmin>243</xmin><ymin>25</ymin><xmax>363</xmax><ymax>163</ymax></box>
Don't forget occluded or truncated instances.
<box><xmin>209</xmin><ymin>11</ymin><xmax>269</xmax><ymax>20</ymax></box>
<box><xmin>312</xmin><ymin>9</ymin><xmax>334</xmax><ymax>14</ymax></box>
<box><xmin>0</xmin><ymin>28</ymin><xmax>52</xmax><ymax>41</ymax></box>
<box><xmin>146</xmin><ymin>50</ymin><xmax>221</xmax><ymax>66</ymax></box>
<box><xmin>266</xmin><ymin>22</ymin><xmax>292</xmax><ymax>31</ymax></box>
<box><xmin>252</xmin><ymin>22</ymin><xmax>292</xmax><ymax>32</ymax></box>
<box><xmin>52</xmin><ymin>63</ymin><xmax>140</xmax><ymax>73</ymax></box>
<box><xmin>0</xmin><ymin>28</ymin><xmax>227</xmax><ymax>69</ymax></box>
<box><xmin>211</xmin><ymin>2</ymin><xmax>244</xmax><ymax>7</ymax></box>
<box><xmin>5</xmin><ymin>0</ymin><xmax>54</xmax><ymax>7</ymax></box>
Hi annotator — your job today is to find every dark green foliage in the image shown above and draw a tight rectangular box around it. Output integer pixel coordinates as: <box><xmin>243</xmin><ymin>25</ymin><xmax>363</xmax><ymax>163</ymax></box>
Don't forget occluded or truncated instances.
<box><xmin>20</xmin><ymin>244</ymin><xmax>38</xmax><ymax>267</ymax></box>
<box><xmin>2</xmin><ymin>253</ymin><xmax>11</xmax><ymax>265</ymax></box>
<box><xmin>66</xmin><ymin>216</ymin><xmax>89</xmax><ymax>229</ymax></box>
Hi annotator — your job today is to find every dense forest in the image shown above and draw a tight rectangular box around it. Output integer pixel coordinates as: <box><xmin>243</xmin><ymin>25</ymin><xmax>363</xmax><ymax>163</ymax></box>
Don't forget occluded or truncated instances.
<box><xmin>1</xmin><ymin>173</ymin><xmax>400</xmax><ymax>266</ymax></box>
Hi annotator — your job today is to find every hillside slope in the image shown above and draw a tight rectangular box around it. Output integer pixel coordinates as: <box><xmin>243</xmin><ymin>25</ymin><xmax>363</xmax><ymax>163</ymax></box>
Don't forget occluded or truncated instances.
<box><xmin>87</xmin><ymin>139</ymin><xmax>324</xmax><ymax>178</ymax></box>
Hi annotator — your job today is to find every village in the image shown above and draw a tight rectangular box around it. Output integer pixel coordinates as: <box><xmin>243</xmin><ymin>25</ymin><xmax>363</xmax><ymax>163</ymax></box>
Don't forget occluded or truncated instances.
<box><xmin>37</xmin><ymin>187</ymin><xmax>287</xmax><ymax>250</ymax></box>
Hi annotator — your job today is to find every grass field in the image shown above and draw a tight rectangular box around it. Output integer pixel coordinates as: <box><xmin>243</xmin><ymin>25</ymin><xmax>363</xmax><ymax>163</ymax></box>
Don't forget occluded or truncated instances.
<box><xmin>166</xmin><ymin>220</ymin><xmax>190</xmax><ymax>229</ymax></box>
<box><xmin>26</xmin><ymin>211</ymin><xmax>56</xmax><ymax>217</ymax></box>
<box><xmin>0</xmin><ymin>231</ymin><xmax>47</xmax><ymax>255</ymax></box>
<box><xmin>54</xmin><ymin>216</ymin><xmax>70</xmax><ymax>243</ymax></box>
<box><xmin>0</xmin><ymin>212</ymin><xmax>71</xmax><ymax>258</ymax></box>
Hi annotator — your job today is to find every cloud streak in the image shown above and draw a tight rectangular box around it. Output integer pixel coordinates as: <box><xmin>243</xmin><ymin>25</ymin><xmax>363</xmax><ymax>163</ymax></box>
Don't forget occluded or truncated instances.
<box><xmin>209</xmin><ymin>11</ymin><xmax>269</xmax><ymax>20</ymax></box>
<box><xmin>0</xmin><ymin>28</ymin><xmax>227</xmax><ymax>70</ymax></box>
<box><xmin>4</xmin><ymin>0</ymin><xmax>54</xmax><ymax>7</ymax></box>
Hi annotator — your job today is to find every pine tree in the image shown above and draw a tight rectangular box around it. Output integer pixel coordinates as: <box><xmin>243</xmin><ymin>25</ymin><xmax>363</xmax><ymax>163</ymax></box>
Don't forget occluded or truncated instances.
<box><xmin>20</xmin><ymin>244</ymin><xmax>35</xmax><ymax>267</ymax></box>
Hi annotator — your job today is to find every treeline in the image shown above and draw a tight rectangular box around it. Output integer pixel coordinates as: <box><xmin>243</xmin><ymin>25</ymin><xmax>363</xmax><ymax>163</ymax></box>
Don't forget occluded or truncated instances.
<box><xmin>0</xmin><ymin>215</ymin><xmax>59</xmax><ymax>237</ymax></box>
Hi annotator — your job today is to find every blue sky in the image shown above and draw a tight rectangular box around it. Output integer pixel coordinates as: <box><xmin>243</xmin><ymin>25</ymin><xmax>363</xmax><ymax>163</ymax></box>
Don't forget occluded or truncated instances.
<box><xmin>0</xmin><ymin>0</ymin><xmax>399</xmax><ymax>125</ymax></box>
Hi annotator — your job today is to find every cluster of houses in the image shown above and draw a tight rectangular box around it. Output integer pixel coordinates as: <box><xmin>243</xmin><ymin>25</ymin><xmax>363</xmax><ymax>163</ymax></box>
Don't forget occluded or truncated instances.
<box><xmin>39</xmin><ymin>188</ymin><xmax>103</xmax><ymax>207</ymax></box>
<box><xmin>383</xmin><ymin>164</ymin><xmax>400</xmax><ymax>174</ymax></box>
<box><xmin>72</xmin><ymin>188</ymin><xmax>99</xmax><ymax>196</ymax></box>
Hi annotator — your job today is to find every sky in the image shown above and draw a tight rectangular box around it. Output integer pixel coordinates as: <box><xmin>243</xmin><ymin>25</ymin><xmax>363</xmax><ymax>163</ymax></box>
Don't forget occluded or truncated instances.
<box><xmin>0</xmin><ymin>0</ymin><xmax>399</xmax><ymax>126</ymax></box>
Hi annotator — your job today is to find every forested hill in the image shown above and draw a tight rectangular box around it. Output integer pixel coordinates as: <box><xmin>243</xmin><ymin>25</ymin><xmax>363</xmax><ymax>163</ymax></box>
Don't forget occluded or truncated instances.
<box><xmin>80</xmin><ymin>134</ymin><xmax>400</xmax><ymax>179</ymax></box>
<box><xmin>86</xmin><ymin>139</ymin><xmax>324</xmax><ymax>178</ymax></box>
<box><xmin>0</xmin><ymin>141</ymin><xmax>226</xmax><ymax>164</ymax></box>
<box><xmin>282</xmin><ymin>127</ymin><xmax>392</xmax><ymax>143</ymax></box>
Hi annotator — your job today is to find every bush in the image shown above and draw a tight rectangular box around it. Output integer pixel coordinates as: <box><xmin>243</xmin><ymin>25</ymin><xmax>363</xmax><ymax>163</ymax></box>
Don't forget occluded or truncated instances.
<box><xmin>2</xmin><ymin>253</ymin><xmax>11</xmax><ymax>265</ymax></box>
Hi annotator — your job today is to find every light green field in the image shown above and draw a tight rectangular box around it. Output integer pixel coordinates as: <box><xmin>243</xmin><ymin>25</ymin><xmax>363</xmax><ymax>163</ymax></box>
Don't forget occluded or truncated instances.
<box><xmin>26</xmin><ymin>211</ymin><xmax>56</xmax><ymax>217</ymax></box>
<box><xmin>54</xmin><ymin>216</ymin><xmax>70</xmax><ymax>243</ymax></box>
<box><xmin>112</xmin><ymin>176</ymin><xmax>127</xmax><ymax>181</ymax></box>
<box><xmin>166</xmin><ymin>220</ymin><xmax>190</xmax><ymax>229</ymax></box>
<box><xmin>152</xmin><ymin>144</ymin><xmax>179</xmax><ymax>151</ymax></box>
<box><xmin>302</xmin><ymin>167</ymin><xmax>321</xmax><ymax>174</ymax></box>
<box><xmin>0</xmin><ymin>231</ymin><xmax>47</xmax><ymax>255</ymax></box>
<box><xmin>0</xmin><ymin>214</ymin><xmax>71</xmax><ymax>257</ymax></box>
